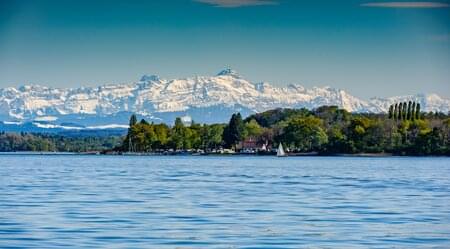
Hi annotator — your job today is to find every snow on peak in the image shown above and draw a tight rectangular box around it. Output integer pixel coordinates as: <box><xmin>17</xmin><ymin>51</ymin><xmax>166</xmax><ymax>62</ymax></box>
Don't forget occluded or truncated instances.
<box><xmin>140</xmin><ymin>74</ymin><xmax>160</xmax><ymax>82</ymax></box>
<box><xmin>0</xmin><ymin>69</ymin><xmax>449</xmax><ymax>125</ymax></box>
<box><xmin>426</xmin><ymin>93</ymin><xmax>442</xmax><ymax>100</ymax></box>
<box><xmin>216</xmin><ymin>68</ymin><xmax>240</xmax><ymax>77</ymax></box>
<box><xmin>18</xmin><ymin>84</ymin><xmax>49</xmax><ymax>92</ymax></box>
<box><xmin>254</xmin><ymin>82</ymin><xmax>267</xmax><ymax>92</ymax></box>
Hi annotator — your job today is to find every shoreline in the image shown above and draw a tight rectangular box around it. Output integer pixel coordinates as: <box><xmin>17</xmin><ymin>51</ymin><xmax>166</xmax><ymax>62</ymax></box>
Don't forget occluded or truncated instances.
<box><xmin>0</xmin><ymin>151</ymin><xmax>448</xmax><ymax>157</ymax></box>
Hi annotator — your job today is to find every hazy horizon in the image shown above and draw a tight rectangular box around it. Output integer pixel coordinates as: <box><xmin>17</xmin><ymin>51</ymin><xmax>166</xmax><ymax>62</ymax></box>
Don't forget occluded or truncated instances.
<box><xmin>1</xmin><ymin>0</ymin><xmax>449</xmax><ymax>98</ymax></box>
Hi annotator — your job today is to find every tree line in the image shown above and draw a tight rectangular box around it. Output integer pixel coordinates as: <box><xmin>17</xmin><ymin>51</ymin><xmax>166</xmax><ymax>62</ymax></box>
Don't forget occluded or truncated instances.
<box><xmin>122</xmin><ymin>114</ymin><xmax>225</xmax><ymax>152</ymax></box>
<box><xmin>0</xmin><ymin>132</ymin><xmax>122</xmax><ymax>152</ymax></box>
<box><xmin>122</xmin><ymin>106</ymin><xmax>450</xmax><ymax>156</ymax></box>
<box><xmin>388</xmin><ymin>101</ymin><xmax>420</xmax><ymax>121</ymax></box>
<box><xmin>1</xmin><ymin>105</ymin><xmax>448</xmax><ymax>155</ymax></box>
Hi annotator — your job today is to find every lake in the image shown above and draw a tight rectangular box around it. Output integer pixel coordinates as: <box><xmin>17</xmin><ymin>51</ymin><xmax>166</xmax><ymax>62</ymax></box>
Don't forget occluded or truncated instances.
<box><xmin>0</xmin><ymin>155</ymin><xmax>449</xmax><ymax>248</ymax></box>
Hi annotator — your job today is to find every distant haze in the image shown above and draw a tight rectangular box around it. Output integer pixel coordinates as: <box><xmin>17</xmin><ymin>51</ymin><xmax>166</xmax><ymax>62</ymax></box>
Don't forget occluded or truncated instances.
<box><xmin>0</xmin><ymin>0</ymin><xmax>449</xmax><ymax>99</ymax></box>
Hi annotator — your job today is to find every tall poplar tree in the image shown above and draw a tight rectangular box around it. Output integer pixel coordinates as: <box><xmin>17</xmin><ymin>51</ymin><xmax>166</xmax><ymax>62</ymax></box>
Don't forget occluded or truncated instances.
<box><xmin>402</xmin><ymin>102</ymin><xmax>407</xmax><ymax>120</ymax></box>
<box><xmin>393</xmin><ymin>103</ymin><xmax>398</xmax><ymax>120</ymax></box>
<box><xmin>407</xmin><ymin>101</ymin><xmax>412</xmax><ymax>120</ymax></box>
<box><xmin>388</xmin><ymin>105</ymin><xmax>393</xmax><ymax>119</ymax></box>
<box><xmin>415</xmin><ymin>103</ymin><xmax>421</xmax><ymax>120</ymax></box>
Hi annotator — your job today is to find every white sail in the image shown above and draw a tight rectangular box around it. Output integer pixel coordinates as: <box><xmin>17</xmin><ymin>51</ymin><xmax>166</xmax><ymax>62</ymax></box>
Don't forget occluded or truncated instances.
<box><xmin>277</xmin><ymin>143</ymin><xmax>286</xmax><ymax>157</ymax></box>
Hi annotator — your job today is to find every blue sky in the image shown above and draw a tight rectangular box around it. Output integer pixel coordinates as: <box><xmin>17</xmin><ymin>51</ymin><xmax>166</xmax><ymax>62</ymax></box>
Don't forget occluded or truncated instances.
<box><xmin>0</xmin><ymin>0</ymin><xmax>449</xmax><ymax>98</ymax></box>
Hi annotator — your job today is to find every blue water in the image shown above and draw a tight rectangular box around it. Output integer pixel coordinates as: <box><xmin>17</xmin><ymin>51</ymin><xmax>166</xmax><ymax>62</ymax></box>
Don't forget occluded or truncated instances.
<box><xmin>0</xmin><ymin>155</ymin><xmax>449</xmax><ymax>248</ymax></box>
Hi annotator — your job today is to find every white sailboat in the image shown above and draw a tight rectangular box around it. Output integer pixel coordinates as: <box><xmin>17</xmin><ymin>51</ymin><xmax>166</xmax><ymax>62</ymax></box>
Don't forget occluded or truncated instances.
<box><xmin>277</xmin><ymin>143</ymin><xmax>287</xmax><ymax>157</ymax></box>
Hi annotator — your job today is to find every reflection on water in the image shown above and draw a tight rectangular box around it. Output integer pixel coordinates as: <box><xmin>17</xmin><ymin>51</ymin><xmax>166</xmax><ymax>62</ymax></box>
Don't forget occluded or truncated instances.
<box><xmin>1</xmin><ymin>156</ymin><xmax>449</xmax><ymax>248</ymax></box>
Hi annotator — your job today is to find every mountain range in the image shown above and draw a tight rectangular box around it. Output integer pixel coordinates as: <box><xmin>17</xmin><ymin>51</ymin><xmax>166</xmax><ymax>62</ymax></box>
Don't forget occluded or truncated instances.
<box><xmin>1</xmin><ymin>69</ymin><xmax>449</xmax><ymax>131</ymax></box>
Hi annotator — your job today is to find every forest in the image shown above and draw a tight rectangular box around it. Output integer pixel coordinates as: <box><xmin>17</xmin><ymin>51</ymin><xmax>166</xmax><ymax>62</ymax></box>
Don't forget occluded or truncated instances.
<box><xmin>0</xmin><ymin>132</ymin><xmax>122</xmax><ymax>152</ymax></box>
<box><xmin>0</xmin><ymin>104</ymin><xmax>449</xmax><ymax>155</ymax></box>
<box><xmin>122</xmin><ymin>103</ymin><xmax>450</xmax><ymax>156</ymax></box>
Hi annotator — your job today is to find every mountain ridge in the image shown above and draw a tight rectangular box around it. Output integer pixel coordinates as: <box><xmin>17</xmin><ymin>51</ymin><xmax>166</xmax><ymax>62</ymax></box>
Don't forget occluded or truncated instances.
<box><xmin>1</xmin><ymin>69</ymin><xmax>449</xmax><ymax>125</ymax></box>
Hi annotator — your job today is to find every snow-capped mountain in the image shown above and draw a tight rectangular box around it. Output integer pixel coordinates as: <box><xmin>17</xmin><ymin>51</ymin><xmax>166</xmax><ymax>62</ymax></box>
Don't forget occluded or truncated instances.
<box><xmin>370</xmin><ymin>93</ymin><xmax>450</xmax><ymax>114</ymax></box>
<box><xmin>0</xmin><ymin>69</ymin><xmax>449</xmax><ymax>126</ymax></box>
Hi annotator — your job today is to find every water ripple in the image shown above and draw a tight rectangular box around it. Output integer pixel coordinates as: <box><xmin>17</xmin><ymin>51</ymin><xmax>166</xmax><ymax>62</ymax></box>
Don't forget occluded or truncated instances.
<box><xmin>1</xmin><ymin>155</ymin><xmax>449</xmax><ymax>248</ymax></box>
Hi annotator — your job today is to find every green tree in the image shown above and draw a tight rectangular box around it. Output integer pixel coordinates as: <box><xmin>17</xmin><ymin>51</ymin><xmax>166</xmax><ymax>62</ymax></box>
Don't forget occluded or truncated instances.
<box><xmin>393</xmin><ymin>103</ymin><xmax>398</xmax><ymax>120</ymax></box>
<box><xmin>200</xmin><ymin>124</ymin><xmax>224</xmax><ymax>150</ymax></box>
<box><xmin>407</xmin><ymin>101</ymin><xmax>412</xmax><ymax>120</ymax></box>
<box><xmin>347</xmin><ymin>116</ymin><xmax>373</xmax><ymax>153</ymax></box>
<box><xmin>170</xmin><ymin>117</ymin><xmax>186</xmax><ymax>150</ymax></box>
<box><xmin>244</xmin><ymin>119</ymin><xmax>264</xmax><ymax>139</ymax></box>
<box><xmin>416</xmin><ymin>103</ymin><xmax>421</xmax><ymax>120</ymax></box>
<box><xmin>123</xmin><ymin>114</ymin><xmax>138</xmax><ymax>152</ymax></box>
<box><xmin>130</xmin><ymin>123</ymin><xmax>152</xmax><ymax>151</ymax></box>
<box><xmin>223</xmin><ymin>113</ymin><xmax>245</xmax><ymax>149</ymax></box>
<box><xmin>189</xmin><ymin>122</ymin><xmax>202</xmax><ymax>149</ymax></box>
<box><xmin>388</xmin><ymin>105</ymin><xmax>394</xmax><ymax>119</ymax></box>
<box><xmin>325</xmin><ymin>125</ymin><xmax>350</xmax><ymax>153</ymax></box>
<box><xmin>153</xmin><ymin>123</ymin><xmax>170</xmax><ymax>149</ymax></box>
<box><xmin>129</xmin><ymin>114</ymin><xmax>137</xmax><ymax>127</ymax></box>
<box><xmin>402</xmin><ymin>102</ymin><xmax>407</xmax><ymax>120</ymax></box>
<box><xmin>140</xmin><ymin>119</ymin><xmax>149</xmax><ymax>125</ymax></box>
<box><xmin>282</xmin><ymin>116</ymin><xmax>328</xmax><ymax>152</ymax></box>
